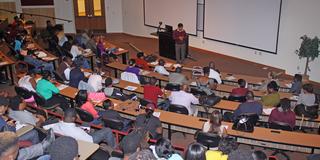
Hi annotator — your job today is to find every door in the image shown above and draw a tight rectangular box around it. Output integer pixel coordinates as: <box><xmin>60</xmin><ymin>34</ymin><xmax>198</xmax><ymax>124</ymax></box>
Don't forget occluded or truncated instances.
<box><xmin>74</xmin><ymin>0</ymin><xmax>106</xmax><ymax>32</ymax></box>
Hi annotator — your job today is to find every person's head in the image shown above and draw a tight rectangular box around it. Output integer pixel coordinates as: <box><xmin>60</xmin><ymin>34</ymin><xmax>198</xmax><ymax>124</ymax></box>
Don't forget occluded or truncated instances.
<box><xmin>293</xmin><ymin>74</ymin><xmax>302</xmax><ymax>82</ymax></box>
<box><xmin>175</xmin><ymin>67</ymin><xmax>182</xmax><ymax>73</ymax></box>
<box><xmin>155</xmin><ymin>138</ymin><xmax>175</xmax><ymax>159</ymax></box>
<box><xmin>0</xmin><ymin>96</ymin><xmax>9</xmax><ymax>116</ymax></box>
<box><xmin>267</xmin><ymin>81</ymin><xmax>279</xmax><ymax>93</ymax></box>
<box><xmin>104</xmin><ymin>77</ymin><xmax>113</xmax><ymax>87</ymax></box>
<box><xmin>145</xmin><ymin>103</ymin><xmax>155</xmax><ymax>119</ymax></box>
<box><xmin>137</xmin><ymin>52</ymin><xmax>145</xmax><ymax>59</ymax></box>
<box><xmin>218</xmin><ymin>138</ymin><xmax>238</xmax><ymax>154</ymax></box>
<box><xmin>302</xmin><ymin>83</ymin><xmax>313</xmax><ymax>94</ymax></box>
<box><xmin>149</xmin><ymin>77</ymin><xmax>157</xmax><ymax>86</ymax></box>
<box><xmin>15</xmin><ymin>35</ymin><xmax>23</xmax><ymax>42</ymax></box>
<box><xmin>177</xmin><ymin>23</ymin><xmax>183</xmax><ymax>30</ymax></box>
<box><xmin>209</xmin><ymin>110</ymin><xmax>222</xmax><ymax>133</ymax></box>
<box><xmin>208</xmin><ymin>61</ymin><xmax>215</xmax><ymax>70</ymax></box>
<box><xmin>128</xmin><ymin>149</ymin><xmax>156</xmax><ymax>160</ymax></box>
<box><xmin>48</xmin><ymin>136</ymin><xmax>79</xmax><ymax>160</ymax></box>
<box><xmin>63</xmin><ymin>108</ymin><xmax>77</xmax><ymax>123</ymax></box>
<box><xmin>41</xmin><ymin>70</ymin><xmax>51</xmax><ymax>80</ymax></box>
<box><xmin>185</xmin><ymin>142</ymin><xmax>206</xmax><ymax>160</ymax></box>
<box><xmin>19</xmin><ymin>13</ymin><xmax>24</xmax><ymax>20</ymax></box>
<box><xmin>63</xmin><ymin>56</ymin><xmax>73</xmax><ymax>66</ymax></box>
<box><xmin>13</xmin><ymin>16</ymin><xmax>19</xmax><ymax>21</ymax></box>
<box><xmin>252</xmin><ymin>150</ymin><xmax>267</xmax><ymax>160</ymax></box>
<box><xmin>102</xmin><ymin>99</ymin><xmax>114</xmax><ymax>110</ymax></box>
<box><xmin>181</xmin><ymin>84</ymin><xmax>189</xmax><ymax>92</ymax></box>
<box><xmin>238</xmin><ymin>79</ymin><xmax>246</xmax><ymax>88</ymax></box>
<box><xmin>9</xmin><ymin>96</ymin><xmax>26</xmax><ymax>111</ymax></box>
<box><xmin>129</xmin><ymin>59</ymin><xmax>136</xmax><ymax>66</ymax></box>
<box><xmin>158</xmin><ymin>59</ymin><xmax>165</xmax><ymax>66</ymax></box>
<box><xmin>203</xmin><ymin>67</ymin><xmax>210</xmax><ymax>76</ymax></box>
<box><xmin>120</xmin><ymin>128</ymin><xmax>148</xmax><ymax>156</ymax></box>
<box><xmin>245</xmin><ymin>91</ymin><xmax>255</xmax><ymax>101</ymax></box>
<box><xmin>0</xmin><ymin>131</ymin><xmax>19</xmax><ymax>160</ymax></box>
<box><xmin>46</xmin><ymin>20</ymin><xmax>52</xmax><ymax>26</ymax></box>
<box><xmin>278</xmin><ymin>98</ymin><xmax>291</xmax><ymax>112</ymax></box>
<box><xmin>75</xmin><ymin>90</ymin><xmax>88</xmax><ymax>106</ymax></box>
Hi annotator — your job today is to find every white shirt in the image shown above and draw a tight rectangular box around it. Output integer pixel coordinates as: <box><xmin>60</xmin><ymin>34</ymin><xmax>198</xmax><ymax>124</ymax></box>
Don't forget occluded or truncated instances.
<box><xmin>154</xmin><ymin>65</ymin><xmax>170</xmax><ymax>76</ymax></box>
<box><xmin>209</xmin><ymin>69</ymin><xmax>222</xmax><ymax>84</ymax></box>
<box><xmin>70</xmin><ymin>45</ymin><xmax>83</xmax><ymax>60</ymax></box>
<box><xmin>169</xmin><ymin>90</ymin><xmax>199</xmax><ymax>116</ymax></box>
<box><xmin>64</xmin><ymin>68</ymin><xmax>71</xmax><ymax>81</ymax></box>
<box><xmin>18</xmin><ymin>75</ymin><xmax>36</xmax><ymax>92</ymax></box>
<box><xmin>43</xmin><ymin>121</ymin><xmax>93</xmax><ymax>142</ymax></box>
<box><xmin>87</xmin><ymin>74</ymin><xmax>103</xmax><ymax>92</ymax></box>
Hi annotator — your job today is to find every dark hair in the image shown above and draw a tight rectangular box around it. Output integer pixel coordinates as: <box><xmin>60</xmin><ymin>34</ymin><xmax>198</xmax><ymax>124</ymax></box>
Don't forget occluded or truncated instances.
<box><xmin>75</xmin><ymin>90</ymin><xmax>88</xmax><ymax>107</ymax></box>
<box><xmin>104</xmin><ymin>77</ymin><xmax>113</xmax><ymax>87</ymax></box>
<box><xmin>64</xmin><ymin>108</ymin><xmax>77</xmax><ymax>119</ymax></box>
<box><xmin>209</xmin><ymin>110</ymin><xmax>222</xmax><ymax>134</ymax></box>
<box><xmin>178</xmin><ymin>23</ymin><xmax>183</xmax><ymax>28</ymax></box>
<box><xmin>218</xmin><ymin>138</ymin><xmax>238</xmax><ymax>154</ymax></box>
<box><xmin>302</xmin><ymin>83</ymin><xmax>313</xmax><ymax>93</ymax></box>
<box><xmin>203</xmin><ymin>67</ymin><xmax>210</xmax><ymax>75</ymax></box>
<box><xmin>48</xmin><ymin>136</ymin><xmax>79</xmax><ymax>160</ymax></box>
<box><xmin>238</xmin><ymin>79</ymin><xmax>246</xmax><ymax>88</ymax></box>
<box><xmin>155</xmin><ymin>138</ymin><xmax>175</xmax><ymax>159</ymax></box>
<box><xmin>293</xmin><ymin>74</ymin><xmax>302</xmax><ymax>82</ymax></box>
<box><xmin>9</xmin><ymin>96</ymin><xmax>22</xmax><ymax>111</ymax></box>
<box><xmin>252</xmin><ymin>150</ymin><xmax>267</xmax><ymax>160</ymax></box>
<box><xmin>175</xmin><ymin>67</ymin><xmax>182</xmax><ymax>73</ymax></box>
<box><xmin>246</xmin><ymin>91</ymin><xmax>255</xmax><ymax>100</ymax></box>
<box><xmin>158</xmin><ymin>59</ymin><xmax>165</xmax><ymax>66</ymax></box>
<box><xmin>16</xmin><ymin>35</ymin><xmax>23</xmax><ymax>41</ymax></box>
<box><xmin>278</xmin><ymin>98</ymin><xmax>291</xmax><ymax>111</ymax></box>
<box><xmin>102</xmin><ymin>99</ymin><xmax>112</xmax><ymax>110</ymax></box>
<box><xmin>129</xmin><ymin>59</ymin><xmax>136</xmax><ymax>66</ymax></box>
<box><xmin>208</xmin><ymin>61</ymin><xmax>215</xmax><ymax>69</ymax></box>
<box><xmin>267</xmin><ymin>81</ymin><xmax>279</xmax><ymax>92</ymax></box>
<box><xmin>185</xmin><ymin>142</ymin><xmax>206</xmax><ymax>160</ymax></box>
<box><xmin>149</xmin><ymin>77</ymin><xmax>157</xmax><ymax>85</ymax></box>
<box><xmin>46</xmin><ymin>20</ymin><xmax>51</xmax><ymax>24</ymax></box>
<box><xmin>41</xmin><ymin>70</ymin><xmax>51</xmax><ymax>80</ymax></box>
<box><xmin>137</xmin><ymin>52</ymin><xmax>144</xmax><ymax>58</ymax></box>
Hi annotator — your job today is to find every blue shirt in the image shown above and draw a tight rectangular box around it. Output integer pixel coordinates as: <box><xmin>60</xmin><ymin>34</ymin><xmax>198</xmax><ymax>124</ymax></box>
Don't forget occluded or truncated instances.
<box><xmin>233</xmin><ymin>101</ymin><xmax>263</xmax><ymax>120</ymax></box>
<box><xmin>125</xmin><ymin>66</ymin><xmax>140</xmax><ymax>77</ymax></box>
<box><xmin>0</xmin><ymin>116</ymin><xmax>16</xmax><ymax>132</ymax></box>
<box><xmin>14</xmin><ymin>40</ymin><xmax>22</xmax><ymax>51</ymax></box>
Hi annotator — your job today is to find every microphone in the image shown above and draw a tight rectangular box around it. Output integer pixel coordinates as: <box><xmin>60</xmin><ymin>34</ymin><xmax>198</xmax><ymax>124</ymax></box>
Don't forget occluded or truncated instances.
<box><xmin>157</xmin><ymin>21</ymin><xmax>163</xmax><ymax>33</ymax></box>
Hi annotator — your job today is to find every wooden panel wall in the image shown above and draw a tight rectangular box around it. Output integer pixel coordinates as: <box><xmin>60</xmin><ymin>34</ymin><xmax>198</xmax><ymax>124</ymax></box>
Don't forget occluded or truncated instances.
<box><xmin>22</xmin><ymin>8</ymin><xmax>55</xmax><ymax>28</ymax></box>
<box><xmin>0</xmin><ymin>2</ymin><xmax>16</xmax><ymax>23</ymax></box>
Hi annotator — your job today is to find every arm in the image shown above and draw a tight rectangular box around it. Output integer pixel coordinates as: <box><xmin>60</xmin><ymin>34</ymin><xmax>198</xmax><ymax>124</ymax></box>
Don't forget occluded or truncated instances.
<box><xmin>172</xmin><ymin>30</ymin><xmax>178</xmax><ymax>41</ymax></box>
<box><xmin>48</xmin><ymin>82</ymin><xmax>60</xmax><ymax>94</ymax></box>
<box><xmin>191</xmin><ymin>95</ymin><xmax>199</xmax><ymax>105</ymax></box>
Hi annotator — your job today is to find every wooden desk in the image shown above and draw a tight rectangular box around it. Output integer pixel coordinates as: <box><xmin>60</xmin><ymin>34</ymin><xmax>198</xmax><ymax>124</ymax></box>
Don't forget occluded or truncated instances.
<box><xmin>0</xmin><ymin>51</ymin><xmax>15</xmax><ymax>85</ymax></box>
<box><xmin>16</xmin><ymin>125</ymin><xmax>34</xmax><ymax>137</ymax></box>
<box><xmin>77</xmin><ymin>140</ymin><xmax>99</xmax><ymax>160</ymax></box>
<box><xmin>103</xmin><ymin>41</ymin><xmax>130</xmax><ymax>64</ymax></box>
<box><xmin>28</xmin><ymin>43</ymin><xmax>59</xmax><ymax>69</ymax></box>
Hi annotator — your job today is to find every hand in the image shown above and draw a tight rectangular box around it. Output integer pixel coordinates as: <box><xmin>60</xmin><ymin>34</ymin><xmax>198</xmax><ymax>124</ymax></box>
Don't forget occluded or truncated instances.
<box><xmin>179</xmin><ymin>36</ymin><xmax>184</xmax><ymax>41</ymax></box>
<box><xmin>7</xmin><ymin>120</ymin><xmax>16</xmax><ymax>127</ymax></box>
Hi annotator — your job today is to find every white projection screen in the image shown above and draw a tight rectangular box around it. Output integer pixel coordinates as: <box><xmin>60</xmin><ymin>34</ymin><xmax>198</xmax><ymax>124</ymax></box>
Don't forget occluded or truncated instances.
<box><xmin>204</xmin><ymin>0</ymin><xmax>282</xmax><ymax>54</ymax></box>
<box><xmin>144</xmin><ymin>0</ymin><xmax>198</xmax><ymax>35</ymax></box>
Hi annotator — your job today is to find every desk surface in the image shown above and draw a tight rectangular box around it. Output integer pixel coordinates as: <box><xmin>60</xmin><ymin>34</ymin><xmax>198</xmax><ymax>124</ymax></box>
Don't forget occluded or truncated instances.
<box><xmin>103</xmin><ymin>41</ymin><xmax>129</xmax><ymax>56</ymax></box>
<box><xmin>77</xmin><ymin>140</ymin><xmax>99</xmax><ymax>160</ymax></box>
<box><xmin>0</xmin><ymin>51</ymin><xmax>15</xmax><ymax>66</ymax></box>
<box><xmin>28</xmin><ymin>43</ymin><xmax>59</xmax><ymax>62</ymax></box>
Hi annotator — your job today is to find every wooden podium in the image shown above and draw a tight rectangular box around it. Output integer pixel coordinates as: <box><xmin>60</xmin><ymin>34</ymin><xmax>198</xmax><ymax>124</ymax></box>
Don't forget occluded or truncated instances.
<box><xmin>153</xmin><ymin>31</ymin><xmax>189</xmax><ymax>60</ymax></box>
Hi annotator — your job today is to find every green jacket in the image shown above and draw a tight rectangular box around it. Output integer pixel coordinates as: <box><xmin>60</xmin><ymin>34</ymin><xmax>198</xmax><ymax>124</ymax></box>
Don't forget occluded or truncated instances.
<box><xmin>36</xmin><ymin>79</ymin><xmax>59</xmax><ymax>100</ymax></box>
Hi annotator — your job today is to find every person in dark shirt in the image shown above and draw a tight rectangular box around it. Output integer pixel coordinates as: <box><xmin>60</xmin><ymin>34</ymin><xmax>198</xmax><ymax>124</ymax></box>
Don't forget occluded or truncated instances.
<box><xmin>230</xmin><ymin>79</ymin><xmax>249</xmax><ymax>97</ymax></box>
<box><xmin>289</xmin><ymin>74</ymin><xmax>302</xmax><ymax>95</ymax></box>
<box><xmin>125</xmin><ymin>59</ymin><xmax>141</xmax><ymax>77</ymax></box>
<box><xmin>173</xmin><ymin>23</ymin><xmax>187</xmax><ymax>64</ymax></box>
<box><xmin>135</xmin><ymin>103</ymin><xmax>162</xmax><ymax>140</ymax></box>
<box><xmin>135</xmin><ymin>52</ymin><xmax>150</xmax><ymax>70</ymax></box>
<box><xmin>69</xmin><ymin>61</ymin><xmax>85</xmax><ymax>88</ymax></box>
<box><xmin>143</xmin><ymin>77</ymin><xmax>163</xmax><ymax>108</ymax></box>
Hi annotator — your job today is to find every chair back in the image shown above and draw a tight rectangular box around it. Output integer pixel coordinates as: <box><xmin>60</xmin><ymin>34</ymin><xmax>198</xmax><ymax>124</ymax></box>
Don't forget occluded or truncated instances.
<box><xmin>195</xmin><ymin>131</ymin><xmax>221</xmax><ymax>149</ymax></box>
<box><xmin>53</xmin><ymin>71</ymin><xmax>65</xmax><ymax>83</ymax></box>
<box><xmin>190</xmin><ymin>87</ymin><xmax>207</xmax><ymax>96</ymax></box>
<box><xmin>165</xmin><ymin>83</ymin><xmax>180</xmax><ymax>91</ymax></box>
<box><xmin>120</xmin><ymin>72</ymin><xmax>140</xmax><ymax>84</ymax></box>
<box><xmin>102</xmin><ymin>118</ymin><xmax>124</xmax><ymax>131</ymax></box>
<box><xmin>168</xmin><ymin>104</ymin><xmax>189</xmax><ymax>115</ymax></box>
<box><xmin>75</xmin><ymin>107</ymin><xmax>94</xmax><ymax>122</ymax></box>
<box><xmin>30</xmin><ymin>92</ymin><xmax>46</xmax><ymax>107</ymax></box>
<box><xmin>228</xmin><ymin>95</ymin><xmax>246</xmax><ymax>103</ymax></box>
<box><xmin>139</xmin><ymin>98</ymin><xmax>152</xmax><ymax>107</ymax></box>
<box><xmin>269</xmin><ymin>121</ymin><xmax>293</xmax><ymax>131</ymax></box>
<box><xmin>14</xmin><ymin>86</ymin><xmax>32</xmax><ymax>99</ymax></box>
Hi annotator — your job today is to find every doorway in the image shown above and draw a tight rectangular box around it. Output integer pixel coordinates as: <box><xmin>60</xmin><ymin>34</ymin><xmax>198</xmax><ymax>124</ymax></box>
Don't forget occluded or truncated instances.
<box><xmin>73</xmin><ymin>0</ymin><xmax>106</xmax><ymax>33</ymax></box>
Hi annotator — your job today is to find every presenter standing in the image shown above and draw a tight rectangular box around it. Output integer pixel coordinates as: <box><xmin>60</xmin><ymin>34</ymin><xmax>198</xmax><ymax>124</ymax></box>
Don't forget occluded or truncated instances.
<box><xmin>173</xmin><ymin>23</ymin><xmax>187</xmax><ymax>64</ymax></box>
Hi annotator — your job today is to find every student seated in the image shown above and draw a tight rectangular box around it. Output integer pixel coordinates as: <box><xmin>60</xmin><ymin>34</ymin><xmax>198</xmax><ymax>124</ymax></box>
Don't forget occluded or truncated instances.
<box><xmin>103</xmin><ymin>77</ymin><xmax>135</xmax><ymax>101</ymax></box>
<box><xmin>154</xmin><ymin>59</ymin><xmax>170</xmax><ymax>75</ymax></box>
<box><xmin>196</xmin><ymin>67</ymin><xmax>217</xmax><ymax>96</ymax></box>
<box><xmin>202</xmin><ymin>110</ymin><xmax>227</xmax><ymax>137</ymax></box>
<box><xmin>185</xmin><ymin>142</ymin><xmax>206</xmax><ymax>160</ymax></box>
<box><xmin>18</xmin><ymin>71</ymin><xmax>36</xmax><ymax>92</ymax></box>
<box><xmin>297</xmin><ymin>83</ymin><xmax>316</xmax><ymax>106</ymax></box>
<box><xmin>36</xmin><ymin>71</ymin><xmax>69</xmax><ymax>111</ymax></box>
<box><xmin>208</xmin><ymin>61</ymin><xmax>222</xmax><ymax>84</ymax></box>
<box><xmin>289</xmin><ymin>74</ymin><xmax>302</xmax><ymax>95</ymax></box>
<box><xmin>21</xmin><ymin>49</ymin><xmax>54</xmax><ymax>74</ymax></box>
<box><xmin>56</xmin><ymin>56</ymin><xmax>73</xmax><ymax>81</ymax></box>
<box><xmin>261</xmin><ymin>81</ymin><xmax>280</xmax><ymax>112</ymax></box>
<box><xmin>69</xmin><ymin>60</ymin><xmax>86</xmax><ymax>88</ymax></box>
<box><xmin>125</xmin><ymin>59</ymin><xmax>141</xmax><ymax>77</ymax></box>
<box><xmin>135</xmin><ymin>103</ymin><xmax>162</xmax><ymax>140</ymax></box>
<box><xmin>143</xmin><ymin>77</ymin><xmax>163</xmax><ymax>108</ymax></box>
<box><xmin>66</xmin><ymin>41</ymin><xmax>90</xmax><ymax>69</ymax></box>
<box><xmin>135</xmin><ymin>52</ymin><xmax>151</xmax><ymax>70</ymax></box>
<box><xmin>268</xmin><ymin>98</ymin><xmax>296</xmax><ymax>129</ymax></box>
<box><xmin>149</xmin><ymin>138</ymin><xmax>183</xmax><ymax>160</ymax></box>
<box><xmin>43</xmin><ymin>108</ymin><xmax>116</xmax><ymax>148</ymax></box>
<box><xmin>87</xmin><ymin>68</ymin><xmax>103</xmax><ymax>92</ymax></box>
<box><xmin>230</xmin><ymin>79</ymin><xmax>249</xmax><ymax>97</ymax></box>
<box><xmin>168</xmin><ymin>67</ymin><xmax>188</xmax><ymax>85</ymax></box>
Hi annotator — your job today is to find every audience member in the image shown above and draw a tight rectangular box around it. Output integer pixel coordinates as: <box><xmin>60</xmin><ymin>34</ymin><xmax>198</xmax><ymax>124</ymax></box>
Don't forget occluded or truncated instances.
<box><xmin>128</xmin><ymin>149</ymin><xmax>157</xmax><ymax>160</ymax></box>
<box><xmin>202</xmin><ymin>110</ymin><xmax>227</xmax><ymax>137</ymax></box>
<box><xmin>252</xmin><ymin>150</ymin><xmax>267</xmax><ymax>160</ymax></box>
<box><xmin>47</xmin><ymin>136</ymin><xmax>79</xmax><ymax>160</ymax></box>
<box><xmin>14</xmin><ymin>35</ymin><xmax>23</xmax><ymax>53</ymax></box>
<box><xmin>269</xmin><ymin>98</ymin><xmax>296</xmax><ymax>128</ymax></box>
<box><xmin>69</xmin><ymin>61</ymin><xmax>86</xmax><ymax>88</ymax></box>
<box><xmin>208</xmin><ymin>61</ymin><xmax>222</xmax><ymax>84</ymax></box>
<box><xmin>135</xmin><ymin>52</ymin><xmax>151</xmax><ymax>70</ymax></box>
<box><xmin>196</xmin><ymin>66</ymin><xmax>216</xmax><ymax>95</ymax></box>
<box><xmin>261</xmin><ymin>81</ymin><xmax>280</xmax><ymax>108</ymax></box>
<box><xmin>230</xmin><ymin>79</ymin><xmax>248</xmax><ymax>97</ymax></box>
<box><xmin>125</xmin><ymin>59</ymin><xmax>141</xmax><ymax>77</ymax></box>
<box><xmin>104</xmin><ymin>77</ymin><xmax>135</xmax><ymax>101</ymax></box>
<box><xmin>57</xmin><ymin>56</ymin><xmax>73</xmax><ymax>81</ymax></box>
<box><xmin>36</xmin><ymin>71</ymin><xmax>69</xmax><ymax>111</ymax></box>
<box><xmin>143</xmin><ymin>77</ymin><xmax>163</xmax><ymax>108</ymax></box>
<box><xmin>0</xmin><ymin>131</ymin><xmax>19</xmax><ymax>160</ymax></box>
<box><xmin>87</xmin><ymin>68</ymin><xmax>103</xmax><ymax>92</ymax></box>
<box><xmin>228</xmin><ymin>148</ymin><xmax>254</xmax><ymax>160</ymax></box>
<box><xmin>185</xmin><ymin>142</ymin><xmax>206</xmax><ymax>160</ymax></box>
<box><xmin>149</xmin><ymin>138</ymin><xmax>183</xmax><ymax>160</ymax></box>
<box><xmin>135</xmin><ymin>103</ymin><xmax>162</xmax><ymax>139</ymax></box>
<box><xmin>297</xmin><ymin>83</ymin><xmax>316</xmax><ymax>106</ymax></box>
<box><xmin>168</xmin><ymin>67</ymin><xmax>188</xmax><ymax>85</ymax></box>
<box><xmin>45</xmin><ymin>20</ymin><xmax>54</xmax><ymax>36</ymax></box>
<box><xmin>0</xmin><ymin>97</ymin><xmax>15</xmax><ymax>132</ymax></box>
<box><xmin>18</xmin><ymin>71</ymin><xmax>36</xmax><ymax>92</ymax></box>
<box><xmin>43</xmin><ymin>108</ymin><xmax>116</xmax><ymax>148</ymax></box>
<box><xmin>85</xmin><ymin>35</ymin><xmax>98</xmax><ymax>56</ymax></box>
<box><xmin>289</xmin><ymin>74</ymin><xmax>303</xmax><ymax>95</ymax></box>
<box><xmin>154</xmin><ymin>59</ymin><xmax>169</xmax><ymax>75</ymax></box>
<box><xmin>169</xmin><ymin>84</ymin><xmax>199</xmax><ymax>116</ymax></box>
<box><xmin>75</xmin><ymin>90</ymin><xmax>101</xmax><ymax>124</ymax></box>
<box><xmin>21</xmin><ymin>49</ymin><xmax>55</xmax><ymax>74</ymax></box>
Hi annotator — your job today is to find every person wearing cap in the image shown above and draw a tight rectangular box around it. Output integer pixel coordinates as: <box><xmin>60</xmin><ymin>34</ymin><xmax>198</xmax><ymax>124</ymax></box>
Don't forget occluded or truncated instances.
<box><xmin>135</xmin><ymin>103</ymin><xmax>162</xmax><ymax>140</ymax></box>
<box><xmin>135</xmin><ymin>52</ymin><xmax>151</xmax><ymax>70</ymax></box>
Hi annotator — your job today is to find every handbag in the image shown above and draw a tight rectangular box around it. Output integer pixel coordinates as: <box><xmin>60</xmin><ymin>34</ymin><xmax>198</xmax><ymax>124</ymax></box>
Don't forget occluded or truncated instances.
<box><xmin>232</xmin><ymin>114</ymin><xmax>258</xmax><ymax>133</ymax></box>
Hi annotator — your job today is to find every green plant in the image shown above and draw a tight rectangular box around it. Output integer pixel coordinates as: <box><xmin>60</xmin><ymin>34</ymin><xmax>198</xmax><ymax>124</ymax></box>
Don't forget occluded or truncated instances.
<box><xmin>295</xmin><ymin>35</ymin><xmax>320</xmax><ymax>75</ymax></box>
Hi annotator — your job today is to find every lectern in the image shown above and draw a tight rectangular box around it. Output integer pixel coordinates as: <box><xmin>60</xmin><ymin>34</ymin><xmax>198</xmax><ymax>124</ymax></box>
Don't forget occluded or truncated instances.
<box><xmin>157</xmin><ymin>31</ymin><xmax>189</xmax><ymax>60</ymax></box>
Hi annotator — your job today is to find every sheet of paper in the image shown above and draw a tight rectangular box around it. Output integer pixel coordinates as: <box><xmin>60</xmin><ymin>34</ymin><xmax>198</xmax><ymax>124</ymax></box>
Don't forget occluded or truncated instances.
<box><xmin>190</xmin><ymin>81</ymin><xmax>197</xmax><ymax>86</ymax></box>
<box><xmin>285</xmin><ymin>83</ymin><xmax>292</xmax><ymax>88</ymax></box>
<box><xmin>141</xmin><ymin>71</ymin><xmax>150</xmax><ymax>75</ymax></box>
<box><xmin>164</xmin><ymin>63</ymin><xmax>173</xmax><ymax>68</ymax></box>
<box><xmin>84</xmin><ymin>72</ymin><xmax>91</xmax><ymax>77</ymax></box>
<box><xmin>153</xmin><ymin>112</ymin><xmax>161</xmax><ymax>118</ymax></box>
<box><xmin>118</xmin><ymin>48</ymin><xmax>124</xmax><ymax>51</ymax></box>
<box><xmin>262</xmin><ymin>67</ymin><xmax>268</xmax><ymax>70</ymax></box>
<box><xmin>263</xmin><ymin>108</ymin><xmax>274</xmax><ymax>115</ymax></box>
<box><xmin>150</xmin><ymin>61</ymin><xmax>159</xmax><ymax>65</ymax></box>
<box><xmin>125</xmin><ymin>86</ymin><xmax>137</xmax><ymax>91</ymax></box>
<box><xmin>225</xmin><ymin>76</ymin><xmax>236</xmax><ymax>81</ymax></box>
<box><xmin>57</xmin><ymin>84</ymin><xmax>68</xmax><ymax>90</ymax></box>
<box><xmin>173</xmin><ymin>64</ymin><xmax>182</xmax><ymax>68</ymax></box>
<box><xmin>290</xmin><ymin>96</ymin><xmax>299</xmax><ymax>101</ymax></box>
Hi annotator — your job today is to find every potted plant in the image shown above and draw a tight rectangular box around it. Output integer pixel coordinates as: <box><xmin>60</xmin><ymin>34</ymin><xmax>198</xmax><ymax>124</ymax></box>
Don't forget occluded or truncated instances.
<box><xmin>295</xmin><ymin>35</ymin><xmax>320</xmax><ymax>79</ymax></box>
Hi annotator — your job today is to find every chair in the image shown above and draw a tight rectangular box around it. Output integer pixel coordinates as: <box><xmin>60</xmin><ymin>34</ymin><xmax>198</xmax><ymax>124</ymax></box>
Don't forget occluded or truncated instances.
<box><xmin>190</xmin><ymin>87</ymin><xmax>207</xmax><ymax>97</ymax></box>
<box><xmin>30</xmin><ymin>92</ymin><xmax>59</xmax><ymax>110</ymax></box>
<box><xmin>120</xmin><ymin>72</ymin><xmax>140</xmax><ymax>84</ymax></box>
<box><xmin>195</xmin><ymin>131</ymin><xmax>221</xmax><ymax>149</ymax></box>
<box><xmin>165</xmin><ymin>83</ymin><xmax>180</xmax><ymax>91</ymax></box>
<box><xmin>14</xmin><ymin>86</ymin><xmax>33</xmax><ymax>100</ymax></box>
<box><xmin>168</xmin><ymin>104</ymin><xmax>189</xmax><ymax>115</ymax></box>
<box><xmin>53</xmin><ymin>71</ymin><xmax>66</xmax><ymax>84</ymax></box>
<box><xmin>75</xmin><ymin>107</ymin><xmax>94</xmax><ymax>122</ymax></box>
<box><xmin>102</xmin><ymin>118</ymin><xmax>124</xmax><ymax>131</ymax></box>
<box><xmin>139</xmin><ymin>98</ymin><xmax>152</xmax><ymax>107</ymax></box>
<box><xmin>228</xmin><ymin>95</ymin><xmax>246</xmax><ymax>103</ymax></box>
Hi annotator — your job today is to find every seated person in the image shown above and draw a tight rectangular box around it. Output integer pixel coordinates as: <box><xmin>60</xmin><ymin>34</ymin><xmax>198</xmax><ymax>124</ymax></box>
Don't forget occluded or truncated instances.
<box><xmin>14</xmin><ymin>35</ymin><xmax>23</xmax><ymax>53</ymax></box>
<box><xmin>268</xmin><ymin>98</ymin><xmax>296</xmax><ymax>129</ymax></box>
<box><xmin>202</xmin><ymin>110</ymin><xmax>227</xmax><ymax>137</ymax></box>
<box><xmin>104</xmin><ymin>77</ymin><xmax>135</xmax><ymax>101</ymax></box>
<box><xmin>96</xmin><ymin>37</ymin><xmax>118</xmax><ymax>61</ymax></box>
<box><xmin>68</xmin><ymin>41</ymin><xmax>90</xmax><ymax>69</ymax></box>
<box><xmin>75</xmin><ymin>90</ymin><xmax>101</xmax><ymax>125</ymax></box>
<box><xmin>149</xmin><ymin>138</ymin><xmax>183</xmax><ymax>160</ymax></box>
<box><xmin>261</xmin><ymin>81</ymin><xmax>280</xmax><ymax>109</ymax></box>
<box><xmin>43</xmin><ymin>108</ymin><xmax>116</xmax><ymax>148</ymax></box>
<box><xmin>46</xmin><ymin>136</ymin><xmax>79</xmax><ymax>160</ymax></box>
<box><xmin>169</xmin><ymin>84</ymin><xmax>199</xmax><ymax>116</ymax></box>
<box><xmin>185</xmin><ymin>142</ymin><xmax>207</xmax><ymax>160</ymax></box>
<box><xmin>289</xmin><ymin>74</ymin><xmax>302</xmax><ymax>95</ymax></box>
<box><xmin>69</xmin><ymin>61</ymin><xmax>85</xmax><ymax>88</ymax></box>
<box><xmin>208</xmin><ymin>61</ymin><xmax>222</xmax><ymax>84</ymax></box>
<box><xmin>154</xmin><ymin>59</ymin><xmax>170</xmax><ymax>76</ymax></box>
<box><xmin>56</xmin><ymin>56</ymin><xmax>73</xmax><ymax>81</ymax></box>
<box><xmin>135</xmin><ymin>103</ymin><xmax>162</xmax><ymax>140</ymax></box>
<box><xmin>18</xmin><ymin>71</ymin><xmax>36</xmax><ymax>92</ymax></box>
<box><xmin>21</xmin><ymin>49</ymin><xmax>54</xmax><ymax>74</ymax></box>
<box><xmin>85</xmin><ymin>34</ymin><xmax>98</xmax><ymax>55</ymax></box>
<box><xmin>196</xmin><ymin>67</ymin><xmax>216</xmax><ymax>96</ymax></box>
<box><xmin>225</xmin><ymin>91</ymin><xmax>263</xmax><ymax>121</ymax></box>
<box><xmin>143</xmin><ymin>77</ymin><xmax>163</xmax><ymax>108</ymax></box>
<box><xmin>87</xmin><ymin>68</ymin><xmax>103</xmax><ymax>92</ymax></box>
<box><xmin>297</xmin><ymin>83</ymin><xmax>316</xmax><ymax>106</ymax></box>
<box><xmin>168</xmin><ymin>67</ymin><xmax>188</xmax><ymax>85</ymax></box>
<box><xmin>135</xmin><ymin>52</ymin><xmax>151</xmax><ymax>70</ymax></box>
<box><xmin>36</xmin><ymin>70</ymin><xmax>69</xmax><ymax>111</ymax></box>
<box><xmin>125</xmin><ymin>59</ymin><xmax>141</xmax><ymax>77</ymax></box>
<box><xmin>259</xmin><ymin>71</ymin><xmax>281</xmax><ymax>91</ymax></box>
<box><xmin>230</xmin><ymin>79</ymin><xmax>249</xmax><ymax>97</ymax></box>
